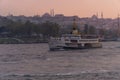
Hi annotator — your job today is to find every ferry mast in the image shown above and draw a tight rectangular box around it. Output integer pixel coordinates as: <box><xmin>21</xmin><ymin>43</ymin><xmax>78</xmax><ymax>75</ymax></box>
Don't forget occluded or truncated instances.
<box><xmin>72</xmin><ymin>17</ymin><xmax>80</xmax><ymax>35</ymax></box>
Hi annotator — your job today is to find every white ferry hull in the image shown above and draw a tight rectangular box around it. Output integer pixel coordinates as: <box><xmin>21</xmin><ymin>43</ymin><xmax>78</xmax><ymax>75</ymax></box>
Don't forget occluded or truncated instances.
<box><xmin>49</xmin><ymin>40</ymin><xmax>102</xmax><ymax>51</ymax></box>
<box><xmin>64</xmin><ymin>43</ymin><xmax>102</xmax><ymax>49</ymax></box>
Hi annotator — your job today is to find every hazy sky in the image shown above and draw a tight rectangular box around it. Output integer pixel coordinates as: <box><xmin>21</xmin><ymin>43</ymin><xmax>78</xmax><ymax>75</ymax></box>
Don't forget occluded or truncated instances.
<box><xmin>0</xmin><ymin>0</ymin><xmax>120</xmax><ymax>18</ymax></box>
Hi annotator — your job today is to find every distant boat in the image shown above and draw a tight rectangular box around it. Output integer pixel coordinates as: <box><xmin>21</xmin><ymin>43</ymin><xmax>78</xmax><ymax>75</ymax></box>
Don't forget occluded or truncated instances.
<box><xmin>117</xmin><ymin>38</ymin><xmax>120</xmax><ymax>41</ymax></box>
<box><xmin>48</xmin><ymin>18</ymin><xmax>102</xmax><ymax>51</ymax></box>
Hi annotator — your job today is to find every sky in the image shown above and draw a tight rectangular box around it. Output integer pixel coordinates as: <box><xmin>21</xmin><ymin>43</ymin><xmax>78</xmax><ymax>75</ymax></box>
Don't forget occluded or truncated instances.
<box><xmin>0</xmin><ymin>0</ymin><xmax>120</xmax><ymax>18</ymax></box>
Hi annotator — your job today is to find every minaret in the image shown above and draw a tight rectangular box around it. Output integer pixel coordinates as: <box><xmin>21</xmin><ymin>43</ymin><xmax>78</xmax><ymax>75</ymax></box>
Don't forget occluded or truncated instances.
<box><xmin>100</xmin><ymin>12</ymin><xmax>104</xmax><ymax>38</ymax></box>
<box><xmin>101</xmin><ymin>12</ymin><xmax>103</xmax><ymax>19</ymax></box>
<box><xmin>50</xmin><ymin>9</ymin><xmax>54</xmax><ymax>17</ymax></box>
<box><xmin>101</xmin><ymin>12</ymin><xmax>104</xmax><ymax>29</ymax></box>
<box><xmin>96</xmin><ymin>12</ymin><xmax>98</xmax><ymax>18</ymax></box>
<box><xmin>117</xmin><ymin>13</ymin><xmax>120</xmax><ymax>37</ymax></box>
<box><xmin>50</xmin><ymin>9</ymin><xmax>52</xmax><ymax>16</ymax></box>
<box><xmin>52</xmin><ymin>9</ymin><xmax>54</xmax><ymax>16</ymax></box>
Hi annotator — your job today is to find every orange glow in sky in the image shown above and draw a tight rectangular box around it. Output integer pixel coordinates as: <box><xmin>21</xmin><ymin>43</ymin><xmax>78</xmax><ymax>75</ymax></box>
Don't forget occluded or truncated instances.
<box><xmin>0</xmin><ymin>0</ymin><xmax>120</xmax><ymax>18</ymax></box>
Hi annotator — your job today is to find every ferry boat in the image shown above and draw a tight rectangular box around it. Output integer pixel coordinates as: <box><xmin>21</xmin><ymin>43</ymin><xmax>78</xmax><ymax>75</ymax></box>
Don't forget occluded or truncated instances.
<box><xmin>48</xmin><ymin>19</ymin><xmax>102</xmax><ymax>51</ymax></box>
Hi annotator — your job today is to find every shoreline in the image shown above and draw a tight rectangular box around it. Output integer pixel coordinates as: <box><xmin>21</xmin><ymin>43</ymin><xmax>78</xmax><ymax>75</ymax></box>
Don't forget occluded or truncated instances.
<box><xmin>1</xmin><ymin>71</ymin><xmax>120</xmax><ymax>80</ymax></box>
<box><xmin>0</xmin><ymin>37</ymin><xmax>48</xmax><ymax>44</ymax></box>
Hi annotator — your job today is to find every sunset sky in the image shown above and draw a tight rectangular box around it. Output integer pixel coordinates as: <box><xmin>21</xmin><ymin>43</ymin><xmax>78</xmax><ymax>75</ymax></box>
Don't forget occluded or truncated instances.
<box><xmin>0</xmin><ymin>0</ymin><xmax>120</xmax><ymax>18</ymax></box>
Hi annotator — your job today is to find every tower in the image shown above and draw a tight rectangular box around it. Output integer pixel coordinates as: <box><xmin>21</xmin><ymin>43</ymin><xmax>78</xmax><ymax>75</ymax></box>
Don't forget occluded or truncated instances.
<box><xmin>101</xmin><ymin>12</ymin><xmax>103</xmax><ymax>19</ymax></box>
<box><xmin>50</xmin><ymin>9</ymin><xmax>54</xmax><ymax>17</ymax></box>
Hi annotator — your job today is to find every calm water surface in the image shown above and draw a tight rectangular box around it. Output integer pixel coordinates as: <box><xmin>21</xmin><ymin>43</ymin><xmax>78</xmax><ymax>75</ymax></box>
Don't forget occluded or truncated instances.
<box><xmin>0</xmin><ymin>42</ymin><xmax>120</xmax><ymax>79</ymax></box>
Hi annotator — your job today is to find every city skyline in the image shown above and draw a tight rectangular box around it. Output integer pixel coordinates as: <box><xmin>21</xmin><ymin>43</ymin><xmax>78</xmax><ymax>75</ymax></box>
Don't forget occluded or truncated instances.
<box><xmin>0</xmin><ymin>0</ymin><xmax>120</xmax><ymax>18</ymax></box>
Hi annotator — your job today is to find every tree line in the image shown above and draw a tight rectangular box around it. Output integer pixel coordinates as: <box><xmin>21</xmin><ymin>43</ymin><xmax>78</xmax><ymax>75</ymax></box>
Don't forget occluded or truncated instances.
<box><xmin>0</xmin><ymin>18</ymin><xmax>118</xmax><ymax>40</ymax></box>
<box><xmin>0</xmin><ymin>20</ymin><xmax>60</xmax><ymax>38</ymax></box>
